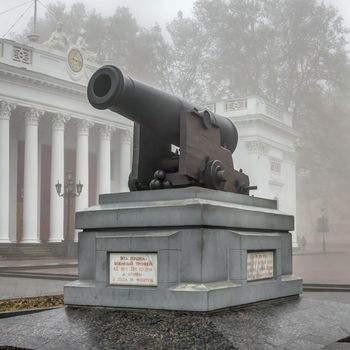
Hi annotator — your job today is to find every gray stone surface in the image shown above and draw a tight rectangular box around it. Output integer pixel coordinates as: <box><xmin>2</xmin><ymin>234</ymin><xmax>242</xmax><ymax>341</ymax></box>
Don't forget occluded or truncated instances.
<box><xmin>0</xmin><ymin>259</ymin><xmax>77</xmax><ymax>299</ymax></box>
<box><xmin>304</xmin><ymin>292</ymin><xmax>350</xmax><ymax>304</ymax></box>
<box><xmin>66</xmin><ymin>187</ymin><xmax>301</xmax><ymax>311</ymax></box>
<box><xmin>294</xmin><ymin>251</ymin><xmax>350</xmax><ymax>285</ymax></box>
<box><xmin>76</xmin><ymin>187</ymin><xmax>293</xmax><ymax>231</ymax></box>
<box><xmin>1</xmin><ymin>295</ymin><xmax>350</xmax><ymax>349</ymax></box>
<box><xmin>322</xmin><ymin>344</ymin><xmax>350</xmax><ymax>350</ymax></box>
<box><xmin>99</xmin><ymin>186</ymin><xmax>277</xmax><ymax>209</ymax></box>
<box><xmin>0</xmin><ymin>276</ymin><xmax>68</xmax><ymax>300</ymax></box>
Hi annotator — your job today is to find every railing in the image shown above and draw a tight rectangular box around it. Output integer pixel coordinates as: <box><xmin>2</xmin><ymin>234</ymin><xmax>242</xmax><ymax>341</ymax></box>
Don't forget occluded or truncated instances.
<box><xmin>203</xmin><ymin>97</ymin><xmax>289</xmax><ymax>125</ymax></box>
<box><xmin>265</xmin><ymin>102</ymin><xmax>282</xmax><ymax>120</ymax></box>
<box><xmin>203</xmin><ymin>103</ymin><xmax>216</xmax><ymax>113</ymax></box>
<box><xmin>12</xmin><ymin>45</ymin><xmax>32</xmax><ymax>65</ymax></box>
<box><xmin>225</xmin><ymin>98</ymin><xmax>248</xmax><ymax>112</ymax></box>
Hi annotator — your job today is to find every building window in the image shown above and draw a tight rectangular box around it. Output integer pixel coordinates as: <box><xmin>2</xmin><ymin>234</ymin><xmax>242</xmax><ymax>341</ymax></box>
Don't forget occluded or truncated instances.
<box><xmin>12</xmin><ymin>46</ymin><xmax>32</xmax><ymax>64</ymax></box>
<box><xmin>225</xmin><ymin>99</ymin><xmax>248</xmax><ymax>112</ymax></box>
<box><xmin>270</xmin><ymin>159</ymin><xmax>281</xmax><ymax>174</ymax></box>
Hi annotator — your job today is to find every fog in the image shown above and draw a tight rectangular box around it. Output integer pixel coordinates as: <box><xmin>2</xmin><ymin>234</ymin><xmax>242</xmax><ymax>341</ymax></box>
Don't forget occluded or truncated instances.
<box><xmin>0</xmin><ymin>0</ymin><xmax>193</xmax><ymax>38</ymax></box>
<box><xmin>1</xmin><ymin>0</ymin><xmax>350</xmax><ymax>37</ymax></box>
<box><xmin>1</xmin><ymin>0</ymin><xmax>350</xmax><ymax>300</ymax></box>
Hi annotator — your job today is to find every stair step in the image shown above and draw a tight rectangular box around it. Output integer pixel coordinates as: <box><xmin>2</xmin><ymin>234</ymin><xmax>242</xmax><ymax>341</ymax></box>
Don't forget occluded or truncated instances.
<box><xmin>0</xmin><ymin>243</ymin><xmax>77</xmax><ymax>259</ymax></box>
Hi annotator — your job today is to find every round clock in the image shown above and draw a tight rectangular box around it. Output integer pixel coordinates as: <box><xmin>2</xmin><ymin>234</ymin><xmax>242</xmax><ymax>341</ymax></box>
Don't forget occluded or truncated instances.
<box><xmin>68</xmin><ymin>48</ymin><xmax>84</xmax><ymax>73</ymax></box>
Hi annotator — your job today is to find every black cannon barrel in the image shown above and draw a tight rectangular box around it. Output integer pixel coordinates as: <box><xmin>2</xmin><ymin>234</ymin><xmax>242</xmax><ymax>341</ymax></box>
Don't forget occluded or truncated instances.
<box><xmin>87</xmin><ymin>65</ymin><xmax>238</xmax><ymax>153</ymax></box>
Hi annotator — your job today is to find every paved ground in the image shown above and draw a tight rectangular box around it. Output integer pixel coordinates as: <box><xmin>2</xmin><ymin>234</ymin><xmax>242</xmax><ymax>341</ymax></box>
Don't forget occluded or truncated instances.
<box><xmin>304</xmin><ymin>291</ymin><xmax>350</xmax><ymax>304</ymax></box>
<box><xmin>293</xmin><ymin>251</ymin><xmax>350</xmax><ymax>284</ymax></box>
<box><xmin>0</xmin><ymin>251</ymin><xmax>350</xmax><ymax>300</ymax></box>
<box><xmin>2</xmin><ymin>294</ymin><xmax>350</xmax><ymax>349</ymax></box>
<box><xmin>0</xmin><ymin>258</ymin><xmax>77</xmax><ymax>300</ymax></box>
<box><xmin>1</xmin><ymin>256</ymin><xmax>350</xmax><ymax>349</ymax></box>
<box><xmin>0</xmin><ymin>257</ymin><xmax>77</xmax><ymax>269</ymax></box>
<box><xmin>0</xmin><ymin>276</ymin><xmax>68</xmax><ymax>300</ymax></box>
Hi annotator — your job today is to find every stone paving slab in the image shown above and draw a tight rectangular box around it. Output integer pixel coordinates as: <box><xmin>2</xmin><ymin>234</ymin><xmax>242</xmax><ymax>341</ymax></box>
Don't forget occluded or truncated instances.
<box><xmin>0</xmin><ymin>258</ymin><xmax>77</xmax><ymax>268</ymax></box>
<box><xmin>0</xmin><ymin>259</ymin><xmax>78</xmax><ymax>300</ymax></box>
<box><xmin>9</xmin><ymin>267</ymin><xmax>78</xmax><ymax>275</ymax></box>
<box><xmin>294</xmin><ymin>252</ymin><xmax>350</xmax><ymax>285</ymax></box>
<box><xmin>0</xmin><ymin>276</ymin><xmax>68</xmax><ymax>300</ymax></box>
<box><xmin>322</xmin><ymin>344</ymin><xmax>350</xmax><ymax>350</ymax></box>
<box><xmin>1</xmin><ymin>295</ymin><xmax>350</xmax><ymax>349</ymax></box>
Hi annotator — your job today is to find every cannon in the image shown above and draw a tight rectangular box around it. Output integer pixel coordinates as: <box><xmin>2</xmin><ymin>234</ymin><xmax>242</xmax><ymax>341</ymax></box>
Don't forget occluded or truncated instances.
<box><xmin>87</xmin><ymin>65</ymin><xmax>255</xmax><ymax>194</ymax></box>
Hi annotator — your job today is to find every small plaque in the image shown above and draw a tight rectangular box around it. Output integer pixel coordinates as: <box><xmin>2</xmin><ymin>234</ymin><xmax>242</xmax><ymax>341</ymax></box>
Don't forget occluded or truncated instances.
<box><xmin>247</xmin><ymin>251</ymin><xmax>274</xmax><ymax>281</ymax></box>
<box><xmin>109</xmin><ymin>253</ymin><xmax>157</xmax><ymax>286</ymax></box>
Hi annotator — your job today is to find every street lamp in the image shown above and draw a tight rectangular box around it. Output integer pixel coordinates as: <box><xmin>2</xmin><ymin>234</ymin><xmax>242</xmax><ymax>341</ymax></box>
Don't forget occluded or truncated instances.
<box><xmin>55</xmin><ymin>171</ymin><xmax>83</xmax><ymax>197</ymax></box>
<box><xmin>55</xmin><ymin>171</ymin><xmax>83</xmax><ymax>241</ymax></box>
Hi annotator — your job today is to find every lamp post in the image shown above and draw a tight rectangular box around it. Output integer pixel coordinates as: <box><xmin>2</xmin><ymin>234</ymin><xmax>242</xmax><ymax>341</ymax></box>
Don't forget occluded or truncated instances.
<box><xmin>55</xmin><ymin>171</ymin><xmax>83</xmax><ymax>240</ymax></box>
<box><xmin>317</xmin><ymin>208</ymin><xmax>329</xmax><ymax>253</ymax></box>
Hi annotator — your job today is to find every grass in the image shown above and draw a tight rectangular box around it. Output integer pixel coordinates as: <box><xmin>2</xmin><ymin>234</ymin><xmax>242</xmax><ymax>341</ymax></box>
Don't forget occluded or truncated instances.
<box><xmin>0</xmin><ymin>295</ymin><xmax>64</xmax><ymax>312</ymax></box>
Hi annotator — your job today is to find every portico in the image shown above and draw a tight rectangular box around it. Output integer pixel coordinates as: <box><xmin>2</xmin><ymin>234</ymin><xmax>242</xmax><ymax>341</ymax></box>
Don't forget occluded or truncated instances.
<box><xmin>0</xmin><ymin>34</ymin><xmax>297</xmax><ymax>248</ymax></box>
<box><xmin>0</xmin><ymin>37</ymin><xmax>133</xmax><ymax>244</ymax></box>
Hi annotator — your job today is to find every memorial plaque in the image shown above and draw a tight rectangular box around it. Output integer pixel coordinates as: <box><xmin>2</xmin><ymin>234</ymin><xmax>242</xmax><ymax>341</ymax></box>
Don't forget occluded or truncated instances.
<box><xmin>247</xmin><ymin>251</ymin><xmax>274</xmax><ymax>281</ymax></box>
<box><xmin>109</xmin><ymin>253</ymin><xmax>157</xmax><ymax>286</ymax></box>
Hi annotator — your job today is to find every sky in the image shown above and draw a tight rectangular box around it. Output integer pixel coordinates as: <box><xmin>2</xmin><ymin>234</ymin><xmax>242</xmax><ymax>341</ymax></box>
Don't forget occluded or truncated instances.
<box><xmin>0</xmin><ymin>0</ymin><xmax>193</xmax><ymax>38</ymax></box>
<box><xmin>0</xmin><ymin>0</ymin><xmax>349</xmax><ymax>39</ymax></box>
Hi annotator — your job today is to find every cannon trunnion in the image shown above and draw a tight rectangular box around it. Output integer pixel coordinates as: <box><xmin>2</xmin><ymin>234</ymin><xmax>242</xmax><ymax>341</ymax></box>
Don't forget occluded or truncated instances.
<box><xmin>87</xmin><ymin>65</ymin><xmax>253</xmax><ymax>194</ymax></box>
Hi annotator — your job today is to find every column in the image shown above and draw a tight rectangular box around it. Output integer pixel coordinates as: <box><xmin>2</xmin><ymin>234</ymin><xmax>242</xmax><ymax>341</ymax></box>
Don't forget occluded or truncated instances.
<box><xmin>9</xmin><ymin>137</ymin><xmax>18</xmax><ymax>242</ymax></box>
<box><xmin>111</xmin><ymin>137</ymin><xmax>121</xmax><ymax>193</ymax></box>
<box><xmin>0</xmin><ymin>101</ymin><xmax>16</xmax><ymax>242</ymax></box>
<box><xmin>22</xmin><ymin>107</ymin><xmax>44</xmax><ymax>243</ymax></box>
<box><xmin>119</xmin><ymin>129</ymin><xmax>132</xmax><ymax>192</ymax></box>
<box><xmin>49</xmin><ymin>113</ymin><xmax>70</xmax><ymax>242</ymax></box>
<box><xmin>97</xmin><ymin>125</ymin><xmax>115</xmax><ymax>199</ymax></box>
<box><xmin>75</xmin><ymin>119</ymin><xmax>93</xmax><ymax>241</ymax></box>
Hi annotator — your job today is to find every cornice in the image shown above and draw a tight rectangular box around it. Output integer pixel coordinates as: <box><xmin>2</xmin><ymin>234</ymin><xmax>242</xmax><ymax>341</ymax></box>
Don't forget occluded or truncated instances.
<box><xmin>240</xmin><ymin>135</ymin><xmax>296</xmax><ymax>155</ymax></box>
<box><xmin>269</xmin><ymin>179</ymin><xmax>285</xmax><ymax>187</ymax></box>
<box><xmin>230</xmin><ymin>113</ymin><xmax>300</xmax><ymax>138</ymax></box>
<box><xmin>0</xmin><ymin>62</ymin><xmax>85</xmax><ymax>97</ymax></box>
<box><xmin>0</xmin><ymin>94</ymin><xmax>131</xmax><ymax>133</ymax></box>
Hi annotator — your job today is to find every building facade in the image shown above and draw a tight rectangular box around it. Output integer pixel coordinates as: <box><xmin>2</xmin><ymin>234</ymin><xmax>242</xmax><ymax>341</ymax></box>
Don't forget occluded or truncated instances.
<box><xmin>0</xmin><ymin>36</ymin><xmax>133</xmax><ymax>244</ymax></box>
<box><xmin>0</xmin><ymin>32</ymin><xmax>298</xmax><ymax>247</ymax></box>
<box><xmin>205</xmin><ymin>97</ymin><xmax>298</xmax><ymax>245</ymax></box>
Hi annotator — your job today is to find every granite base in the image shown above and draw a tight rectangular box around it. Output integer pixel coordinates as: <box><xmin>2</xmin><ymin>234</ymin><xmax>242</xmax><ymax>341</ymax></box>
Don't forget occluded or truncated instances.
<box><xmin>65</xmin><ymin>187</ymin><xmax>302</xmax><ymax>311</ymax></box>
<box><xmin>2</xmin><ymin>295</ymin><xmax>350</xmax><ymax>350</ymax></box>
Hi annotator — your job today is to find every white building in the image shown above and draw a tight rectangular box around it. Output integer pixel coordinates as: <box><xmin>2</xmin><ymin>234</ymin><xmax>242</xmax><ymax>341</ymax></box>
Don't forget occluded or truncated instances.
<box><xmin>0</xmin><ymin>35</ymin><xmax>133</xmax><ymax>244</ymax></box>
<box><xmin>206</xmin><ymin>97</ymin><xmax>299</xmax><ymax>245</ymax></box>
<box><xmin>0</xmin><ymin>29</ymin><xmax>298</xmax><ymax>248</ymax></box>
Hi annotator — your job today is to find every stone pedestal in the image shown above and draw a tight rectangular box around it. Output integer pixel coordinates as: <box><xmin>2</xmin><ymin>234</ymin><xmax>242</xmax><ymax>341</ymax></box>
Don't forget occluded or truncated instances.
<box><xmin>64</xmin><ymin>187</ymin><xmax>302</xmax><ymax>311</ymax></box>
